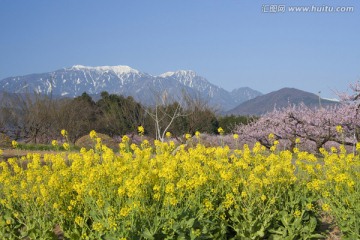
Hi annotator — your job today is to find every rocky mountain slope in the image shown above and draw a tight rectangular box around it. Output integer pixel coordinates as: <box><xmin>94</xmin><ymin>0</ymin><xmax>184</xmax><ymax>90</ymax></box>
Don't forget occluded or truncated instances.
<box><xmin>0</xmin><ymin>65</ymin><xmax>262</xmax><ymax>111</ymax></box>
<box><xmin>226</xmin><ymin>88</ymin><xmax>339</xmax><ymax>116</ymax></box>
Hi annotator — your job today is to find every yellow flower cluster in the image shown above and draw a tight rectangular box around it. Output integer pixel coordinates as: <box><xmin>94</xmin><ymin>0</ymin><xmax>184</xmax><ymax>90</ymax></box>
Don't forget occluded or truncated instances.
<box><xmin>137</xmin><ymin>125</ymin><xmax>144</xmax><ymax>136</ymax></box>
<box><xmin>185</xmin><ymin>133</ymin><xmax>192</xmax><ymax>140</ymax></box>
<box><xmin>11</xmin><ymin>140</ymin><xmax>18</xmax><ymax>149</ymax></box>
<box><xmin>89</xmin><ymin>130</ymin><xmax>97</xmax><ymax>139</ymax></box>
<box><xmin>61</xmin><ymin>129</ymin><xmax>68</xmax><ymax>137</ymax></box>
<box><xmin>0</xmin><ymin>131</ymin><xmax>359</xmax><ymax>238</ymax></box>
<box><xmin>217</xmin><ymin>127</ymin><xmax>224</xmax><ymax>135</ymax></box>
<box><xmin>336</xmin><ymin>125</ymin><xmax>343</xmax><ymax>133</ymax></box>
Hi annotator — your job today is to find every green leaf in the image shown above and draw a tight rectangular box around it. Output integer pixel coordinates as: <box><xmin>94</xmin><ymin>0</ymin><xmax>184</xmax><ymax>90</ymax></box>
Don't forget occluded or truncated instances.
<box><xmin>309</xmin><ymin>216</ymin><xmax>317</xmax><ymax>232</ymax></box>
<box><xmin>268</xmin><ymin>233</ymin><xmax>287</xmax><ymax>240</ymax></box>
<box><xmin>142</xmin><ymin>228</ymin><xmax>155</xmax><ymax>240</ymax></box>
<box><xmin>308</xmin><ymin>233</ymin><xmax>326</xmax><ymax>239</ymax></box>
<box><xmin>186</xmin><ymin>218</ymin><xmax>195</xmax><ymax>228</ymax></box>
<box><xmin>254</xmin><ymin>229</ymin><xmax>265</xmax><ymax>238</ymax></box>
<box><xmin>280</xmin><ymin>213</ymin><xmax>291</xmax><ymax>228</ymax></box>
<box><xmin>268</xmin><ymin>227</ymin><xmax>286</xmax><ymax>236</ymax></box>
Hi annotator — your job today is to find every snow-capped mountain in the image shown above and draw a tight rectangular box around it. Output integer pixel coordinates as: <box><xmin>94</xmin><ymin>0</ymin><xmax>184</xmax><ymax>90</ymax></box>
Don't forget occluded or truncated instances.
<box><xmin>160</xmin><ymin>70</ymin><xmax>212</xmax><ymax>93</ymax></box>
<box><xmin>0</xmin><ymin>65</ymin><xmax>262</xmax><ymax>111</ymax></box>
<box><xmin>158</xmin><ymin>70</ymin><xmax>237</xmax><ymax>110</ymax></box>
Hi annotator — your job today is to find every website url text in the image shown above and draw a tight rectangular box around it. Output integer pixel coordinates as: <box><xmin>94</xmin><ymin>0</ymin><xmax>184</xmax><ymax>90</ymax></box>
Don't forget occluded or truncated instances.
<box><xmin>262</xmin><ymin>5</ymin><xmax>354</xmax><ymax>13</ymax></box>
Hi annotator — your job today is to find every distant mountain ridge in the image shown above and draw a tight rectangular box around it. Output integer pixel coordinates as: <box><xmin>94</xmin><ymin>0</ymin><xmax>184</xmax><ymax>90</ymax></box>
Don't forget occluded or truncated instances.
<box><xmin>0</xmin><ymin>65</ymin><xmax>262</xmax><ymax>111</ymax></box>
<box><xmin>226</xmin><ymin>88</ymin><xmax>339</xmax><ymax>116</ymax></box>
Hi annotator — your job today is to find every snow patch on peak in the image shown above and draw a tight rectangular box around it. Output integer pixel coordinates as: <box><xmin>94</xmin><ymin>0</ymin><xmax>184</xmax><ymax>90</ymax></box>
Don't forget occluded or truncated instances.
<box><xmin>174</xmin><ymin>70</ymin><xmax>197</xmax><ymax>76</ymax></box>
<box><xmin>158</xmin><ymin>70</ymin><xmax>197</xmax><ymax>78</ymax></box>
<box><xmin>159</xmin><ymin>71</ymin><xmax>175</xmax><ymax>78</ymax></box>
<box><xmin>71</xmin><ymin>65</ymin><xmax>87</xmax><ymax>69</ymax></box>
<box><xmin>107</xmin><ymin>65</ymin><xmax>140</xmax><ymax>75</ymax></box>
<box><xmin>71</xmin><ymin>65</ymin><xmax>140</xmax><ymax>75</ymax></box>
<box><xmin>322</xmin><ymin>97</ymin><xmax>340</xmax><ymax>102</ymax></box>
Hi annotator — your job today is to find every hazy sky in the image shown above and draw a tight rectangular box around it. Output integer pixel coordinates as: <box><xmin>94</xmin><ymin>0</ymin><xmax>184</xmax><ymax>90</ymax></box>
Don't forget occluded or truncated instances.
<box><xmin>1</xmin><ymin>0</ymin><xmax>359</xmax><ymax>98</ymax></box>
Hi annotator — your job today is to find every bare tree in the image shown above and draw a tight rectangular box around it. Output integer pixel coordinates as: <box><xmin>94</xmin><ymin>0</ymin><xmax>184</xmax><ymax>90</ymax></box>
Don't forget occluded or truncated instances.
<box><xmin>22</xmin><ymin>94</ymin><xmax>59</xmax><ymax>143</ymax></box>
<box><xmin>144</xmin><ymin>90</ymin><xmax>189</xmax><ymax>142</ymax></box>
<box><xmin>0</xmin><ymin>92</ymin><xmax>58</xmax><ymax>143</ymax></box>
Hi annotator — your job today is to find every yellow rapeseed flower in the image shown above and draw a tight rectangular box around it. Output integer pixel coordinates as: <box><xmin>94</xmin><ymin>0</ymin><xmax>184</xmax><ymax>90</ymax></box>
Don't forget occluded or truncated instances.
<box><xmin>241</xmin><ymin>191</ymin><xmax>247</xmax><ymax>198</ymax></box>
<box><xmin>119</xmin><ymin>143</ymin><xmax>126</xmax><ymax>150</ymax></box>
<box><xmin>138</xmin><ymin>126</ymin><xmax>145</xmax><ymax>136</ymax></box>
<box><xmin>53</xmin><ymin>203</ymin><xmax>59</xmax><ymax>209</ymax></box>
<box><xmin>165</xmin><ymin>183</ymin><xmax>175</xmax><ymax>194</ymax></box>
<box><xmin>322</xmin><ymin>191</ymin><xmax>330</xmax><ymax>198</ymax></box>
<box><xmin>74</xmin><ymin>216</ymin><xmax>83</xmax><ymax>226</ymax></box>
<box><xmin>293</xmin><ymin>210</ymin><xmax>301</xmax><ymax>217</ymax></box>
<box><xmin>195</xmin><ymin>131</ymin><xmax>201</xmax><ymax>138</ymax></box>
<box><xmin>331</xmin><ymin>147</ymin><xmax>337</xmax><ymax>153</ymax></box>
<box><xmin>203</xmin><ymin>199</ymin><xmax>214</xmax><ymax>211</ymax></box>
<box><xmin>61</xmin><ymin>129</ymin><xmax>68</xmax><ymax>137</ymax></box>
<box><xmin>3</xmin><ymin>128</ymin><xmax>357</xmax><ymax>239</ymax></box>
<box><xmin>322</xmin><ymin>203</ymin><xmax>331</xmax><ymax>212</ymax></box>
<box><xmin>51</xmin><ymin>140</ymin><xmax>58</xmax><ymax>147</ymax></box>
<box><xmin>168</xmin><ymin>196</ymin><xmax>178</xmax><ymax>206</ymax></box>
<box><xmin>261</xmin><ymin>194</ymin><xmax>267</xmax><ymax>202</ymax></box>
<box><xmin>185</xmin><ymin>133</ymin><xmax>192</xmax><ymax>140</ymax></box>
<box><xmin>12</xmin><ymin>140</ymin><xmax>18</xmax><ymax>149</ymax></box>
<box><xmin>336</xmin><ymin>125</ymin><xmax>343</xmax><ymax>133</ymax></box>
<box><xmin>153</xmin><ymin>185</ymin><xmax>161</xmax><ymax>191</ymax></box>
<box><xmin>233</xmin><ymin>134</ymin><xmax>239</xmax><ymax>140</ymax></box>
<box><xmin>356</xmin><ymin>142</ymin><xmax>360</xmax><ymax>151</ymax></box>
<box><xmin>218</xmin><ymin>127</ymin><xmax>224</xmax><ymax>135</ymax></box>
<box><xmin>92</xmin><ymin>222</ymin><xmax>103</xmax><ymax>231</ymax></box>
<box><xmin>122</xmin><ymin>135</ymin><xmax>130</xmax><ymax>143</ymax></box>
<box><xmin>80</xmin><ymin>147</ymin><xmax>87</xmax><ymax>154</ymax></box>
<box><xmin>141</xmin><ymin>139</ymin><xmax>150</xmax><ymax>148</ymax></box>
<box><xmin>306</xmin><ymin>203</ymin><xmax>313</xmax><ymax>211</ymax></box>
<box><xmin>224</xmin><ymin>193</ymin><xmax>235</xmax><ymax>208</ymax></box>
<box><xmin>63</xmin><ymin>142</ymin><xmax>70</xmax><ymax>151</ymax></box>
<box><xmin>153</xmin><ymin>193</ymin><xmax>161</xmax><ymax>201</ymax></box>
<box><xmin>119</xmin><ymin>207</ymin><xmax>131</xmax><ymax>217</ymax></box>
<box><xmin>89</xmin><ymin>130</ymin><xmax>97</xmax><ymax>139</ymax></box>
<box><xmin>165</xmin><ymin>132</ymin><xmax>171</xmax><ymax>138</ymax></box>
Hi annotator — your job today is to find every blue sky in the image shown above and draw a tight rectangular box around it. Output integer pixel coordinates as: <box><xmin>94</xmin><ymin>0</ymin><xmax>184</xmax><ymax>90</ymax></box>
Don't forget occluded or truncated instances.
<box><xmin>1</xmin><ymin>0</ymin><xmax>359</xmax><ymax>98</ymax></box>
